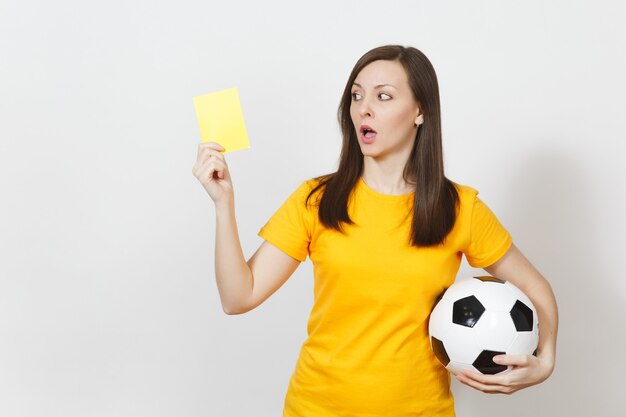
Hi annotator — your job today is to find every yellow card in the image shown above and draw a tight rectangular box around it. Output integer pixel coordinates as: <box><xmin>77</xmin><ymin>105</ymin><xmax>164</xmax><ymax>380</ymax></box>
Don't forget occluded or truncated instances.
<box><xmin>193</xmin><ymin>87</ymin><xmax>250</xmax><ymax>152</ymax></box>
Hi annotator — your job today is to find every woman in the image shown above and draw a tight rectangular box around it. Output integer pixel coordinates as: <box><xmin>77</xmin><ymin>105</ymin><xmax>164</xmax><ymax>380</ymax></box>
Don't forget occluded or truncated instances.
<box><xmin>192</xmin><ymin>45</ymin><xmax>558</xmax><ymax>416</ymax></box>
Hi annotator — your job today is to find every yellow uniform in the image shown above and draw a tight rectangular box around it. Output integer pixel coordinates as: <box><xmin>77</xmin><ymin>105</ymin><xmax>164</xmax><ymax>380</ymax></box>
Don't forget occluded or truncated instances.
<box><xmin>258</xmin><ymin>177</ymin><xmax>512</xmax><ymax>416</ymax></box>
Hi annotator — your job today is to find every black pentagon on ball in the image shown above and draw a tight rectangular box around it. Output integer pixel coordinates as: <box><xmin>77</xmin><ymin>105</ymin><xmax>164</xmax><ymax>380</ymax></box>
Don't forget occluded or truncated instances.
<box><xmin>473</xmin><ymin>275</ymin><xmax>505</xmax><ymax>284</ymax></box>
<box><xmin>453</xmin><ymin>296</ymin><xmax>485</xmax><ymax>328</ymax></box>
<box><xmin>473</xmin><ymin>350</ymin><xmax>508</xmax><ymax>375</ymax></box>
<box><xmin>510</xmin><ymin>300</ymin><xmax>534</xmax><ymax>331</ymax></box>
<box><xmin>431</xmin><ymin>336</ymin><xmax>450</xmax><ymax>366</ymax></box>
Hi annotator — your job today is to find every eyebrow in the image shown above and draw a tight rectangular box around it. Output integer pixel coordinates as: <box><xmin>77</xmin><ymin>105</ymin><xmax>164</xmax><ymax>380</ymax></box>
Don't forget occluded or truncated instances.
<box><xmin>352</xmin><ymin>82</ymin><xmax>396</xmax><ymax>89</ymax></box>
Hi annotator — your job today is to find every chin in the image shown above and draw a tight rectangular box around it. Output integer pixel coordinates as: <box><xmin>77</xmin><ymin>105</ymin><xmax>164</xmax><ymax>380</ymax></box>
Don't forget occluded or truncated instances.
<box><xmin>359</xmin><ymin>146</ymin><xmax>383</xmax><ymax>158</ymax></box>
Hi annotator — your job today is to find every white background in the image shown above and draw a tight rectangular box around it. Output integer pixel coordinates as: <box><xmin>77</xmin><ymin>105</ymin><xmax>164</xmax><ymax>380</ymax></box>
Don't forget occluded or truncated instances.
<box><xmin>1</xmin><ymin>0</ymin><xmax>624</xmax><ymax>416</ymax></box>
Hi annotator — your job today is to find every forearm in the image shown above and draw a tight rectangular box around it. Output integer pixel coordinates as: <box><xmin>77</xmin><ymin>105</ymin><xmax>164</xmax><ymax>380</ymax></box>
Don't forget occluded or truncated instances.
<box><xmin>462</xmin><ymin>244</ymin><xmax>559</xmax><ymax>392</ymax></box>
<box><xmin>528</xmin><ymin>276</ymin><xmax>558</xmax><ymax>371</ymax></box>
<box><xmin>214</xmin><ymin>200</ymin><xmax>253</xmax><ymax>314</ymax></box>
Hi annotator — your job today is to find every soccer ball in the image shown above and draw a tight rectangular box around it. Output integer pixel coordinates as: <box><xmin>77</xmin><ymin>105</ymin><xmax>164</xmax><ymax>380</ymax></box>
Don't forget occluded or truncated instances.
<box><xmin>428</xmin><ymin>276</ymin><xmax>539</xmax><ymax>375</ymax></box>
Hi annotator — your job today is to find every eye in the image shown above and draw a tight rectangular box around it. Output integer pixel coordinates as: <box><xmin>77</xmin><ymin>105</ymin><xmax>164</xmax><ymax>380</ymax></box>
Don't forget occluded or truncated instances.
<box><xmin>351</xmin><ymin>92</ymin><xmax>391</xmax><ymax>101</ymax></box>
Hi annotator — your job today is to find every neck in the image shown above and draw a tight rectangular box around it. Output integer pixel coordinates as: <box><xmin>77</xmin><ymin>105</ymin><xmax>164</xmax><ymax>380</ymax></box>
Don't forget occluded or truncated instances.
<box><xmin>361</xmin><ymin>156</ymin><xmax>415</xmax><ymax>195</ymax></box>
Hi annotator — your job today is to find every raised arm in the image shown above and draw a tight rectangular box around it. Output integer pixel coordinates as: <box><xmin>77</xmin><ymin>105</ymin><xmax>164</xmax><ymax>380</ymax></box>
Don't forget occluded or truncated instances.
<box><xmin>215</xmin><ymin>204</ymin><xmax>301</xmax><ymax>314</ymax></box>
<box><xmin>193</xmin><ymin>142</ymin><xmax>301</xmax><ymax>315</ymax></box>
<box><xmin>242</xmin><ymin>240</ymin><xmax>301</xmax><ymax>313</ymax></box>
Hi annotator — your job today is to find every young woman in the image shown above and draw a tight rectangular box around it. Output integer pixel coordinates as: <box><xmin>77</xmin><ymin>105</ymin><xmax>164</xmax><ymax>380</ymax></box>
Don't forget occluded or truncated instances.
<box><xmin>192</xmin><ymin>45</ymin><xmax>558</xmax><ymax>416</ymax></box>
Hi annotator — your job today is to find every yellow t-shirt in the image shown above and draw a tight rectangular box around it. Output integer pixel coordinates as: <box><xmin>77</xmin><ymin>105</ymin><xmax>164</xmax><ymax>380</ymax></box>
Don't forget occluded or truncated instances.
<box><xmin>257</xmin><ymin>177</ymin><xmax>513</xmax><ymax>417</ymax></box>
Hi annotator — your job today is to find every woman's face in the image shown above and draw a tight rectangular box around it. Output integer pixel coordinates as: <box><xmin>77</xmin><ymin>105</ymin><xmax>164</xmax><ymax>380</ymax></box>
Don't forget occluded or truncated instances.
<box><xmin>350</xmin><ymin>59</ymin><xmax>423</xmax><ymax>159</ymax></box>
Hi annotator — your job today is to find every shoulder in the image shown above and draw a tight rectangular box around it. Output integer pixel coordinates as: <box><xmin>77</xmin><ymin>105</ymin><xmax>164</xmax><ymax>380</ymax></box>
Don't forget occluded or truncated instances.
<box><xmin>299</xmin><ymin>174</ymin><xmax>332</xmax><ymax>201</ymax></box>
<box><xmin>449</xmin><ymin>181</ymin><xmax>487</xmax><ymax>226</ymax></box>
<box><xmin>450</xmin><ymin>180</ymin><xmax>505</xmax><ymax>226</ymax></box>
<box><xmin>280</xmin><ymin>176</ymin><xmax>328</xmax><ymax>211</ymax></box>
<box><xmin>304</xmin><ymin>173</ymin><xmax>331</xmax><ymax>188</ymax></box>
<box><xmin>450</xmin><ymin>180</ymin><xmax>479</xmax><ymax>203</ymax></box>
<box><xmin>286</xmin><ymin>176</ymin><xmax>323</xmax><ymax>195</ymax></box>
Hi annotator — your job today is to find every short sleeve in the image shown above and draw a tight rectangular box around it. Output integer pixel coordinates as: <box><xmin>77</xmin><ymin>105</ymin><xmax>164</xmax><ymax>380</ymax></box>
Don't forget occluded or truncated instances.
<box><xmin>257</xmin><ymin>180</ymin><xmax>315</xmax><ymax>262</ymax></box>
<box><xmin>464</xmin><ymin>192</ymin><xmax>513</xmax><ymax>268</ymax></box>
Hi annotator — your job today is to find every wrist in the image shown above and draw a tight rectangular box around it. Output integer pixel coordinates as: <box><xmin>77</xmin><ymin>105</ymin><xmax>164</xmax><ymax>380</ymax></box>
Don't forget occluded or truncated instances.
<box><xmin>215</xmin><ymin>198</ymin><xmax>234</xmax><ymax>213</ymax></box>
<box><xmin>537</xmin><ymin>352</ymin><xmax>556</xmax><ymax>376</ymax></box>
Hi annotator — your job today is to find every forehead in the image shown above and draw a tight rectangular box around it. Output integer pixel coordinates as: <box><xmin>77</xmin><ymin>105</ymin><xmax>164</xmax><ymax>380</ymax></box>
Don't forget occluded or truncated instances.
<box><xmin>353</xmin><ymin>60</ymin><xmax>407</xmax><ymax>87</ymax></box>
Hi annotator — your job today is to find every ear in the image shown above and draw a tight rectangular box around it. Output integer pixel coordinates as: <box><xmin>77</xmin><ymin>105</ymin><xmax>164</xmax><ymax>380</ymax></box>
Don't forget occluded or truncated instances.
<box><xmin>414</xmin><ymin>113</ymin><xmax>424</xmax><ymax>127</ymax></box>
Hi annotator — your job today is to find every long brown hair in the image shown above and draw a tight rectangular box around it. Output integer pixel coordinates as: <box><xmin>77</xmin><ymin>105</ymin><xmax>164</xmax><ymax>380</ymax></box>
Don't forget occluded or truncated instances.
<box><xmin>306</xmin><ymin>44</ymin><xmax>459</xmax><ymax>247</ymax></box>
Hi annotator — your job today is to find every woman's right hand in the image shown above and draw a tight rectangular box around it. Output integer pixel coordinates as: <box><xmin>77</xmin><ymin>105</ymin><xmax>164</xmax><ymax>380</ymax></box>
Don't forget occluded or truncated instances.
<box><xmin>192</xmin><ymin>141</ymin><xmax>234</xmax><ymax>207</ymax></box>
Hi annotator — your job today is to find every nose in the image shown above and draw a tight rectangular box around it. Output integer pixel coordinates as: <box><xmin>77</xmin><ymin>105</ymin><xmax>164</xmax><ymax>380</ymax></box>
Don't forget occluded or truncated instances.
<box><xmin>358</xmin><ymin>96</ymin><xmax>374</xmax><ymax>118</ymax></box>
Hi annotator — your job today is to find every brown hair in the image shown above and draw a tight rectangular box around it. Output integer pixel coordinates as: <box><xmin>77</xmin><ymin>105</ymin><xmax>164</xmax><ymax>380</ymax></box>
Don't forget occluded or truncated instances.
<box><xmin>306</xmin><ymin>44</ymin><xmax>459</xmax><ymax>247</ymax></box>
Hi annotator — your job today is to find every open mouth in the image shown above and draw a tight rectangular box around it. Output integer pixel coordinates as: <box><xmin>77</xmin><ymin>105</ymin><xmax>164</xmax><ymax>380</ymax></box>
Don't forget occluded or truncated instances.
<box><xmin>360</xmin><ymin>125</ymin><xmax>378</xmax><ymax>138</ymax></box>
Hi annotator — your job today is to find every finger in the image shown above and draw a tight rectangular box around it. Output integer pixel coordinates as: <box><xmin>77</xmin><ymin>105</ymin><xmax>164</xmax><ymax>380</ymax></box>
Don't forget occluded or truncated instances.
<box><xmin>493</xmin><ymin>354</ymin><xmax>532</xmax><ymax>367</ymax></box>
<box><xmin>198</xmin><ymin>148</ymin><xmax>226</xmax><ymax>165</ymax></box>
<box><xmin>196</xmin><ymin>164</ymin><xmax>218</xmax><ymax>183</ymax></box>
<box><xmin>456</xmin><ymin>373</ymin><xmax>514</xmax><ymax>394</ymax></box>
<box><xmin>457</xmin><ymin>369</ymin><xmax>512</xmax><ymax>386</ymax></box>
<box><xmin>200</xmin><ymin>159</ymin><xmax>227</xmax><ymax>182</ymax></box>
<box><xmin>202</xmin><ymin>148</ymin><xmax>225</xmax><ymax>161</ymax></box>
<box><xmin>198</xmin><ymin>141</ymin><xmax>226</xmax><ymax>152</ymax></box>
<box><xmin>193</xmin><ymin>154</ymin><xmax>224</xmax><ymax>177</ymax></box>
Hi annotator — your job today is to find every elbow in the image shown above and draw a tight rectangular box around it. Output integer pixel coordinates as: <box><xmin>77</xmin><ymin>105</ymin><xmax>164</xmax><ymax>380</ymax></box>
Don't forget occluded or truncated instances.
<box><xmin>222</xmin><ymin>304</ymin><xmax>239</xmax><ymax>315</ymax></box>
<box><xmin>222</xmin><ymin>302</ymin><xmax>250</xmax><ymax>315</ymax></box>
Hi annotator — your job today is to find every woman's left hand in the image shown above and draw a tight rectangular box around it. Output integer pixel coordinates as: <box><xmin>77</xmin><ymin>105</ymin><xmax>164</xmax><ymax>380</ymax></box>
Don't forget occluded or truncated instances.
<box><xmin>454</xmin><ymin>354</ymin><xmax>554</xmax><ymax>395</ymax></box>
